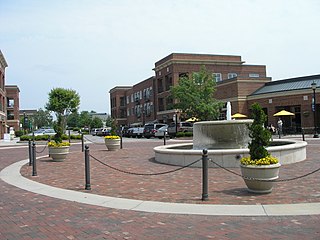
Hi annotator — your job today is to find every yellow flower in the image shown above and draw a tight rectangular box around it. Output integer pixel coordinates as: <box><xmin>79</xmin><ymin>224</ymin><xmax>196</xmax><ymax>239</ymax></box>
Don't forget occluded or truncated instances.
<box><xmin>240</xmin><ymin>155</ymin><xmax>279</xmax><ymax>166</ymax></box>
<box><xmin>48</xmin><ymin>141</ymin><xmax>71</xmax><ymax>147</ymax></box>
<box><xmin>104</xmin><ymin>135</ymin><xmax>120</xmax><ymax>139</ymax></box>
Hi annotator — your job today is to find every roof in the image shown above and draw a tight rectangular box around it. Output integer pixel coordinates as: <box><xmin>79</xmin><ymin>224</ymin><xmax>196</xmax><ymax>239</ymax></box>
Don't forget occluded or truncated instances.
<box><xmin>250</xmin><ymin>74</ymin><xmax>320</xmax><ymax>96</ymax></box>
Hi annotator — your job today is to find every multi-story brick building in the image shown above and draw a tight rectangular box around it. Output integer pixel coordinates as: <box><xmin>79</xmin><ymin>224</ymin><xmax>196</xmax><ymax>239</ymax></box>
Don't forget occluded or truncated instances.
<box><xmin>0</xmin><ymin>50</ymin><xmax>21</xmax><ymax>139</ymax></box>
<box><xmin>109</xmin><ymin>52</ymin><xmax>319</xmax><ymax>134</ymax></box>
<box><xmin>5</xmin><ymin>85</ymin><xmax>20</xmax><ymax>131</ymax></box>
<box><xmin>110</xmin><ymin>53</ymin><xmax>270</xmax><ymax>126</ymax></box>
<box><xmin>153</xmin><ymin>53</ymin><xmax>271</xmax><ymax>122</ymax></box>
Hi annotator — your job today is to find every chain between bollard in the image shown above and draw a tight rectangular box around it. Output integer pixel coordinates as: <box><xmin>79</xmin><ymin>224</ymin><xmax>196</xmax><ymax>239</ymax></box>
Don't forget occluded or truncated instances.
<box><xmin>35</xmin><ymin>144</ymin><xmax>47</xmax><ymax>154</ymax></box>
<box><xmin>90</xmin><ymin>154</ymin><xmax>201</xmax><ymax>176</ymax></box>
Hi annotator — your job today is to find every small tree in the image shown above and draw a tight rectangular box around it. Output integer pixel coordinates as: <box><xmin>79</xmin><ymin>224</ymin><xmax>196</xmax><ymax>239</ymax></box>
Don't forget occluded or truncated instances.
<box><xmin>248</xmin><ymin>103</ymin><xmax>271</xmax><ymax>160</ymax></box>
<box><xmin>170</xmin><ymin>66</ymin><xmax>223</xmax><ymax>121</ymax></box>
<box><xmin>46</xmin><ymin>88</ymin><xmax>80</xmax><ymax>143</ymax></box>
<box><xmin>241</xmin><ymin>103</ymin><xmax>278</xmax><ymax>165</ymax></box>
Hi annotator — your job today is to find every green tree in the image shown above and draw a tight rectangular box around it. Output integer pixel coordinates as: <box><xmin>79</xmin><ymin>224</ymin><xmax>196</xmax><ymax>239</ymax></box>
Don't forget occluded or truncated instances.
<box><xmin>78</xmin><ymin>111</ymin><xmax>92</xmax><ymax>128</ymax></box>
<box><xmin>33</xmin><ymin>108</ymin><xmax>53</xmax><ymax>129</ymax></box>
<box><xmin>66</xmin><ymin>112</ymin><xmax>80</xmax><ymax>128</ymax></box>
<box><xmin>170</xmin><ymin>66</ymin><xmax>223</xmax><ymax>121</ymax></box>
<box><xmin>90</xmin><ymin>117</ymin><xmax>103</xmax><ymax>128</ymax></box>
<box><xmin>45</xmin><ymin>88</ymin><xmax>80</xmax><ymax>143</ymax></box>
<box><xmin>248</xmin><ymin>103</ymin><xmax>271</xmax><ymax>160</ymax></box>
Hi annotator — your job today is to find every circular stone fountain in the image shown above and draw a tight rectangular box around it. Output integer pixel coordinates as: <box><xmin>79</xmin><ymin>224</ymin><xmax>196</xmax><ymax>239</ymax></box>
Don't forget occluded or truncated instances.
<box><xmin>154</xmin><ymin>120</ymin><xmax>307</xmax><ymax>168</ymax></box>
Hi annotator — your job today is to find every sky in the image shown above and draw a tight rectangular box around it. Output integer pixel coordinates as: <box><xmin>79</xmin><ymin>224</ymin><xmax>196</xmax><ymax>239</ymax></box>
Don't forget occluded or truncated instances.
<box><xmin>1</xmin><ymin>0</ymin><xmax>320</xmax><ymax>114</ymax></box>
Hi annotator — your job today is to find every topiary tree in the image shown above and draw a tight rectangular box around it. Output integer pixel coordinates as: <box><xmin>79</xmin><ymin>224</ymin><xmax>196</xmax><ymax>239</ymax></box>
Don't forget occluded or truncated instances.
<box><xmin>45</xmin><ymin>88</ymin><xmax>80</xmax><ymax>144</ymax></box>
<box><xmin>248</xmin><ymin>103</ymin><xmax>271</xmax><ymax>161</ymax></box>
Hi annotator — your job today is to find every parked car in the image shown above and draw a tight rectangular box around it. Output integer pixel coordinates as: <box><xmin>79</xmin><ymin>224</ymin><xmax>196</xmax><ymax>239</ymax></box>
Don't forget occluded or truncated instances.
<box><xmin>154</xmin><ymin>125</ymin><xmax>169</xmax><ymax>139</ymax></box>
<box><xmin>143</xmin><ymin>123</ymin><xmax>167</xmax><ymax>139</ymax></box>
<box><xmin>90</xmin><ymin>128</ymin><xmax>100</xmax><ymax>136</ymax></box>
<box><xmin>131</xmin><ymin>127</ymin><xmax>144</xmax><ymax>138</ymax></box>
<box><xmin>96</xmin><ymin>128</ymin><xmax>111</xmax><ymax>136</ymax></box>
<box><xmin>167</xmin><ymin>121</ymin><xmax>193</xmax><ymax>138</ymax></box>
<box><xmin>28</xmin><ymin>128</ymin><xmax>56</xmax><ymax>136</ymax></box>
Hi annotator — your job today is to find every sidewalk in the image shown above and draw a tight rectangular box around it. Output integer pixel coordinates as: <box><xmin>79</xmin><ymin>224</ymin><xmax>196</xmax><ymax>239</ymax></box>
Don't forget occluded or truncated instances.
<box><xmin>1</xmin><ymin>137</ymin><xmax>320</xmax><ymax>239</ymax></box>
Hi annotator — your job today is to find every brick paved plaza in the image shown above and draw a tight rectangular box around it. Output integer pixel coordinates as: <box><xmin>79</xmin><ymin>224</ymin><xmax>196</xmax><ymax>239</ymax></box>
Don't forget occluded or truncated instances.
<box><xmin>1</xmin><ymin>136</ymin><xmax>320</xmax><ymax>239</ymax></box>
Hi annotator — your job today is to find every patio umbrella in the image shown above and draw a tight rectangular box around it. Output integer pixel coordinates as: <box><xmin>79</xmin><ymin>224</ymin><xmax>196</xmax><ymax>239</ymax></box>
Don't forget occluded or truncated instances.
<box><xmin>231</xmin><ymin>113</ymin><xmax>247</xmax><ymax>118</ymax></box>
<box><xmin>186</xmin><ymin>117</ymin><xmax>199</xmax><ymax>122</ymax></box>
<box><xmin>273</xmin><ymin>110</ymin><xmax>295</xmax><ymax>116</ymax></box>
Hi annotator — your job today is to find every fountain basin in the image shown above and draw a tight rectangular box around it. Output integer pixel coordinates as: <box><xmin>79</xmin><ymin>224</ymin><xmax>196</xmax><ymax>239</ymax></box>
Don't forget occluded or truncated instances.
<box><xmin>154</xmin><ymin>139</ymin><xmax>307</xmax><ymax>168</ymax></box>
<box><xmin>193</xmin><ymin>120</ymin><xmax>253</xmax><ymax>150</ymax></box>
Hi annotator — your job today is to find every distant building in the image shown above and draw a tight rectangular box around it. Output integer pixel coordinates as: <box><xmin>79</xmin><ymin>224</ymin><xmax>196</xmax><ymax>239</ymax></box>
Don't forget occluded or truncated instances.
<box><xmin>109</xmin><ymin>52</ymin><xmax>320</xmax><ymax>133</ymax></box>
<box><xmin>0</xmin><ymin>50</ymin><xmax>21</xmax><ymax>139</ymax></box>
<box><xmin>110</xmin><ymin>53</ymin><xmax>270</xmax><ymax>126</ymax></box>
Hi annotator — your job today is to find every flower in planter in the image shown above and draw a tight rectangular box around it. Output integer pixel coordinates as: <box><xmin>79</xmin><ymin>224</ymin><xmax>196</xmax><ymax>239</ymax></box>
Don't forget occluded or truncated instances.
<box><xmin>105</xmin><ymin>135</ymin><xmax>120</xmax><ymax>140</ymax></box>
<box><xmin>241</xmin><ymin>102</ymin><xmax>279</xmax><ymax>166</ymax></box>
<box><xmin>48</xmin><ymin>141</ymin><xmax>71</xmax><ymax>147</ymax></box>
<box><xmin>240</xmin><ymin>155</ymin><xmax>278</xmax><ymax>165</ymax></box>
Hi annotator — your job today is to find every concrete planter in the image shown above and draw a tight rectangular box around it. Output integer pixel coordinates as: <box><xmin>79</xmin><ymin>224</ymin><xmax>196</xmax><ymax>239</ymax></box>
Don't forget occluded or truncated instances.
<box><xmin>105</xmin><ymin>138</ymin><xmax>121</xmax><ymax>151</ymax></box>
<box><xmin>48</xmin><ymin>146</ymin><xmax>70</xmax><ymax>162</ymax></box>
<box><xmin>240</xmin><ymin>163</ymin><xmax>281</xmax><ymax>193</ymax></box>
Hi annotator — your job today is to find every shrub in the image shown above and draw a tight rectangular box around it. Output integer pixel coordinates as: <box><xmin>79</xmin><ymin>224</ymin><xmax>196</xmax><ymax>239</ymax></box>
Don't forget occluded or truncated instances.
<box><xmin>176</xmin><ymin>132</ymin><xmax>185</xmax><ymax>138</ymax></box>
<box><xmin>15</xmin><ymin>130</ymin><xmax>24</xmax><ymax>137</ymax></box>
<box><xmin>184</xmin><ymin>132</ymin><xmax>193</xmax><ymax>137</ymax></box>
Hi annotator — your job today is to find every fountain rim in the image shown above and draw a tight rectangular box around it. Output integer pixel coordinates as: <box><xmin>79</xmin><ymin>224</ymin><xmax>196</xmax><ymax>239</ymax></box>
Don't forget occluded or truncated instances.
<box><xmin>154</xmin><ymin>139</ymin><xmax>307</xmax><ymax>154</ymax></box>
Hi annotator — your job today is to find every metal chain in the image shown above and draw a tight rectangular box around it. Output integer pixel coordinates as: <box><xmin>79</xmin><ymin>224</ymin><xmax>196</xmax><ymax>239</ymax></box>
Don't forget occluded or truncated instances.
<box><xmin>35</xmin><ymin>145</ymin><xmax>47</xmax><ymax>154</ymax></box>
<box><xmin>90</xmin><ymin>154</ymin><xmax>201</xmax><ymax>176</ymax></box>
<box><xmin>209</xmin><ymin>159</ymin><xmax>320</xmax><ymax>182</ymax></box>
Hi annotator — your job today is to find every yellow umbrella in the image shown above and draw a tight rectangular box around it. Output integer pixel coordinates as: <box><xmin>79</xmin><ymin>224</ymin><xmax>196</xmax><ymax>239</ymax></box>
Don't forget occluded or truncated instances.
<box><xmin>273</xmin><ymin>110</ymin><xmax>295</xmax><ymax>116</ymax></box>
<box><xmin>186</xmin><ymin>117</ymin><xmax>199</xmax><ymax>122</ymax></box>
<box><xmin>231</xmin><ymin>113</ymin><xmax>247</xmax><ymax>118</ymax></box>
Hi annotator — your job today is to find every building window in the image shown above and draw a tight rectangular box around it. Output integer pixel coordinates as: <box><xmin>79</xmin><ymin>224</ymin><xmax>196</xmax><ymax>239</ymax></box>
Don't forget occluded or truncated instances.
<box><xmin>131</xmin><ymin>94</ymin><xmax>134</xmax><ymax>103</ymax></box>
<box><xmin>303</xmin><ymin>96</ymin><xmax>308</xmax><ymax>101</ymax></box>
<box><xmin>213</xmin><ymin>73</ymin><xmax>222</xmax><ymax>82</ymax></box>
<box><xmin>167</xmin><ymin>67</ymin><xmax>170</xmax><ymax>72</ymax></box>
<box><xmin>228</xmin><ymin>73</ymin><xmax>237</xmax><ymax>79</ymax></box>
<box><xmin>159</xmin><ymin>71</ymin><xmax>161</xmax><ymax>76</ymax></box>
<box><xmin>249</xmin><ymin>73</ymin><xmax>260</xmax><ymax>78</ymax></box>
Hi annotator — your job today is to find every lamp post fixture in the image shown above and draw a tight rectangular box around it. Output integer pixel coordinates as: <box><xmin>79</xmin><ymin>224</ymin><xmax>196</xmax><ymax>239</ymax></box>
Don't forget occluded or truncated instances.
<box><xmin>311</xmin><ymin>81</ymin><xmax>319</xmax><ymax>138</ymax></box>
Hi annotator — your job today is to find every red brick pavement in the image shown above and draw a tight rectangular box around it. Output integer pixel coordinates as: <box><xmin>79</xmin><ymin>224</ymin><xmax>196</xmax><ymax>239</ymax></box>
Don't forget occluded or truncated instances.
<box><xmin>0</xmin><ymin>139</ymin><xmax>320</xmax><ymax>239</ymax></box>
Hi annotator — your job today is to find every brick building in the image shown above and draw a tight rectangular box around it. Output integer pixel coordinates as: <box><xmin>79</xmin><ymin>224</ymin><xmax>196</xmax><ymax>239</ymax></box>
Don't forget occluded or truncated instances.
<box><xmin>248</xmin><ymin>74</ymin><xmax>320</xmax><ymax>133</ymax></box>
<box><xmin>109</xmin><ymin>52</ymin><xmax>319</xmax><ymax>133</ymax></box>
<box><xmin>5</xmin><ymin>85</ymin><xmax>20</xmax><ymax>131</ymax></box>
<box><xmin>153</xmin><ymin>53</ymin><xmax>270</xmax><ymax>123</ymax></box>
<box><xmin>110</xmin><ymin>53</ymin><xmax>270</xmax><ymax>126</ymax></box>
<box><xmin>0</xmin><ymin>50</ymin><xmax>21</xmax><ymax>139</ymax></box>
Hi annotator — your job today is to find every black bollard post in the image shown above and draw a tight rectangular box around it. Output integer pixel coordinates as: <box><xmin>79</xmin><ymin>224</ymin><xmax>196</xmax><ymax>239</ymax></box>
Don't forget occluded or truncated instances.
<box><xmin>163</xmin><ymin>130</ymin><xmax>167</xmax><ymax>145</ymax></box>
<box><xmin>81</xmin><ymin>133</ymin><xmax>84</xmax><ymax>152</ymax></box>
<box><xmin>302</xmin><ymin>128</ymin><xmax>305</xmax><ymax>141</ymax></box>
<box><xmin>32</xmin><ymin>142</ymin><xmax>37</xmax><ymax>176</ymax></box>
<box><xmin>68</xmin><ymin>129</ymin><xmax>71</xmax><ymax>143</ymax></box>
<box><xmin>28</xmin><ymin>139</ymin><xmax>33</xmax><ymax>166</ymax></box>
<box><xmin>120</xmin><ymin>135</ymin><xmax>123</xmax><ymax>149</ymax></box>
<box><xmin>202</xmin><ymin>149</ymin><xmax>209</xmax><ymax>201</ymax></box>
<box><xmin>84</xmin><ymin>145</ymin><xmax>91</xmax><ymax>190</ymax></box>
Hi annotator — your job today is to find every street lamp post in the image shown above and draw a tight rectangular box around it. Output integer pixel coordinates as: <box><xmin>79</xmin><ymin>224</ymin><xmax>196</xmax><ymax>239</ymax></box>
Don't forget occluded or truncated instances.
<box><xmin>311</xmin><ymin>81</ymin><xmax>319</xmax><ymax>138</ymax></box>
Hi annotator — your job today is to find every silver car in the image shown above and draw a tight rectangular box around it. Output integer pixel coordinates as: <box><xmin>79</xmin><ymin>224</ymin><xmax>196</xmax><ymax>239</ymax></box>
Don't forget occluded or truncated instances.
<box><xmin>154</xmin><ymin>125</ymin><xmax>169</xmax><ymax>139</ymax></box>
